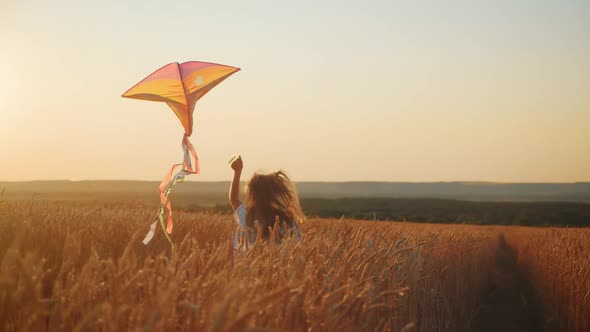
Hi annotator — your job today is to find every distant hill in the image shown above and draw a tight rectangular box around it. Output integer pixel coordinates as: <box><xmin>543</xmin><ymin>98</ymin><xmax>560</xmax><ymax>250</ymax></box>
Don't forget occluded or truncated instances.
<box><xmin>1</xmin><ymin>180</ymin><xmax>589</xmax><ymax>202</ymax></box>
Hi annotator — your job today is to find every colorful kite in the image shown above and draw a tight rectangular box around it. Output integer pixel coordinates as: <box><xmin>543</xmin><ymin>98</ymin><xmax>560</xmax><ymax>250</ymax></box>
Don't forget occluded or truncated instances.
<box><xmin>122</xmin><ymin>61</ymin><xmax>240</xmax><ymax>247</ymax></box>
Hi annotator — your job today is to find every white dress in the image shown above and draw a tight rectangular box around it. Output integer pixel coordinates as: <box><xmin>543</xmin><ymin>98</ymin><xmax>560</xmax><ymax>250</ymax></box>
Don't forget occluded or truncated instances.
<box><xmin>233</xmin><ymin>204</ymin><xmax>302</xmax><ymax>250</ymax></box>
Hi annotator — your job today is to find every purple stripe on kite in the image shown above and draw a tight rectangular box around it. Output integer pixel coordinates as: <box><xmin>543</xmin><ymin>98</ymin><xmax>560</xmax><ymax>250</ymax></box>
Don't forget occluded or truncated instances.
<box><xmin>140</xmin><ymin>62</ymin><xmax>181</xmax><ymax>83</ymax></box>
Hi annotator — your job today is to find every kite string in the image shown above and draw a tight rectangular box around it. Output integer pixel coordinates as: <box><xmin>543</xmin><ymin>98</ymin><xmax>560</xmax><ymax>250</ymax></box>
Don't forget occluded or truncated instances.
<box><xmin>141</xmin><ymin>134</ymin><xmax>200</xmax><ymax>247</ymax></box>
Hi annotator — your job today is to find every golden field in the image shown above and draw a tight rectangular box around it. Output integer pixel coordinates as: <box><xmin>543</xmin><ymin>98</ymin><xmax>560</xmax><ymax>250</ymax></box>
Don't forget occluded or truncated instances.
<box><xmin>504</xmin><ymin>227</ymin><xmax>590</xmax><ymax>332</ymax></box>
<box><xmin>0</xmin><ymin>201</ymin><xmax>588</xmax><ymax>331</ymax></box>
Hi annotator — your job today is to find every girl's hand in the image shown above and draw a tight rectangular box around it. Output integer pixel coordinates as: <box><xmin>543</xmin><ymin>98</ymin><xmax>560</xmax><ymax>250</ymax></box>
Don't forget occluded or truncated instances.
<box><xmin>230</xmin><ymin>155</ymin><xmax>243</xmax><ymax>172</ymax></box>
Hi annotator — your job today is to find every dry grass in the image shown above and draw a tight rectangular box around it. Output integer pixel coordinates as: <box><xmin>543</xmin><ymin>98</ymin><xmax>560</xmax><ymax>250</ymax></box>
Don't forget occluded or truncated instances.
<box><xmin>0</xmin><ymin>201</ymin><xmax>500</xmax><ymax>331</ymax></box>
<box><xmin>503</xmin><ymin>227</ymin><xmax>590</xmax><ymax>332</ymax></box>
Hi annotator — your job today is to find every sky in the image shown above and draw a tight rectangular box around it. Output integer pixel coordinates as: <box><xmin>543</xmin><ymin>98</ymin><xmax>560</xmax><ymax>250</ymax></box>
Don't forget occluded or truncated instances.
<box><xmin>1</xmin><ymin>0</ymin><xmax>589</xmax><ymax>182</ymax></box>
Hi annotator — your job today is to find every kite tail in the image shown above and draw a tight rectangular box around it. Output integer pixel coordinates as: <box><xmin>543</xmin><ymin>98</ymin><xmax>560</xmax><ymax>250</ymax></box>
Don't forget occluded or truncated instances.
<box><xmin>142</xmin><ymin>134</ymin><xmax>199</xmax><ymax>246</ymax></box>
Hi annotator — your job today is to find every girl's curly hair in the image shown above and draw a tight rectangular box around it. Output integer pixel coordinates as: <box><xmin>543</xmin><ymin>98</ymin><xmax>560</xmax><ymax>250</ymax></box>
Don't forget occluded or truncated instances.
<box><xmin>245</xmin><ymin>170</ymin><xmax>303</xmax><ymax>240</ymax></box>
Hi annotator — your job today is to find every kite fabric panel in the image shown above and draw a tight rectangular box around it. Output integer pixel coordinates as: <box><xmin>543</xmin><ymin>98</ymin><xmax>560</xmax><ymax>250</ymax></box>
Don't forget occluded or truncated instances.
<box><xmin>122</xmin><ymin>61</ymin><xmax>240</xmax><ymax>247</ymax></box>
<box><xmin>122</xmin><ymin>61</ymin><xmax>240</xmax><ymax>136</ymax></box>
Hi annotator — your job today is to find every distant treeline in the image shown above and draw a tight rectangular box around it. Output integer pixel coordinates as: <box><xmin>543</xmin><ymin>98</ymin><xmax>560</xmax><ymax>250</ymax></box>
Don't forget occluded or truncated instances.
<box><xmin>2</xmin><ymin>188</ymin><xmax>589</xmax><ymax>227</ymax></box>
<box><xmin>2</xmin><ymin>180</ymin><xmax>589</xmax><ymax>202</ymax></box>
<box><xmin>297</xmin><ymin>198</ymin><xmax>590</xmax><ymax>227</ymax></box>
<box><xmin>200</xmin><ymin>198</ymin><xmax>590</xmax><ymax>227</ymax></box>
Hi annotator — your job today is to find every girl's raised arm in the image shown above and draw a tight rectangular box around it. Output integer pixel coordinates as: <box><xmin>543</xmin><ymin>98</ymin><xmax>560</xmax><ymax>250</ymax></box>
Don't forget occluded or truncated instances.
<box><xmin>228</xmin><ymin>156</ymin><xmax>243</xmax><ymax>210</ymax></box>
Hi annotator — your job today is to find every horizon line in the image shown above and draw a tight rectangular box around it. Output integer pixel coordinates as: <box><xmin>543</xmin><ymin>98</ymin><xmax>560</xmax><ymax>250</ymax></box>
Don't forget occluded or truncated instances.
<box><xmin>2</xmin><ymin>179</ymin><xmax>589</xmax><ymax>185</ymax></box>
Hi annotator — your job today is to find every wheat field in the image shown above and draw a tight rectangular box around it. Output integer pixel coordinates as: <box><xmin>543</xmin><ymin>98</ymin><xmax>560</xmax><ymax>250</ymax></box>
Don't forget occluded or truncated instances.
<box><xmin>504</xmin><ymin>227</ymin><xmax>590</xmax><ymax>332</ymax></box>
<box><xmin>0</xmin><ymin>201</ymin><xmax>588</xmax><ymax>331</ymax></box>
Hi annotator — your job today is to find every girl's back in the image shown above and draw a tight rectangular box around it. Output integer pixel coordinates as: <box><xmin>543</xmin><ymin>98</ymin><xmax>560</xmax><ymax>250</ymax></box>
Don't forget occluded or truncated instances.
<box><xmin>228</xmin><ymin>156</ymin><xmax>303</xmax><ymax>250</ymax></box>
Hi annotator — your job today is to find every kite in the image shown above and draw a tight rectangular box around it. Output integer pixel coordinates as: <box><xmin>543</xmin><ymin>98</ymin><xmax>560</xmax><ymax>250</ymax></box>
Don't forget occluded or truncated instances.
<box><xmin>122</xmin><ymin>61</ymin><xmax>240</xmax><ymax>247</ymax></box>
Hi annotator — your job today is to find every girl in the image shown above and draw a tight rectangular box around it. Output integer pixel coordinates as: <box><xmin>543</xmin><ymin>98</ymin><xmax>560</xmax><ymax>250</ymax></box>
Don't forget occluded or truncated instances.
<box><xmin>229</xmin><ymin>156</ymin><xmax>303</xmax><ymax>250</ymax></box>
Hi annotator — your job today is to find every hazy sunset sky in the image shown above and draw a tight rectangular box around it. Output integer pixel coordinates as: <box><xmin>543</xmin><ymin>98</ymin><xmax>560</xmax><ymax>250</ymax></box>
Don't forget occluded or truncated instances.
<box><xmin>1</xmin><ymin>0</ymin><xmax>588</xmax><ymax>182</ymax></box>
